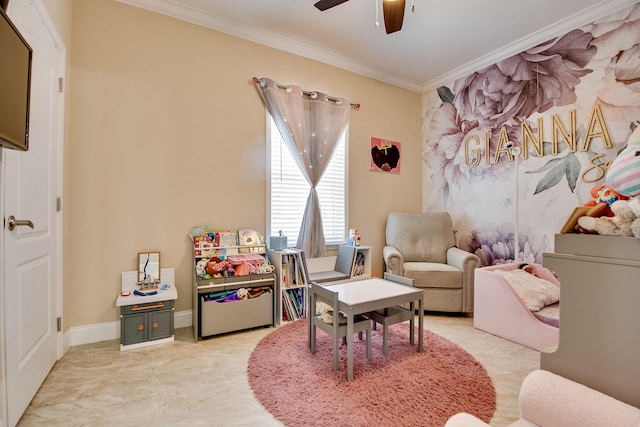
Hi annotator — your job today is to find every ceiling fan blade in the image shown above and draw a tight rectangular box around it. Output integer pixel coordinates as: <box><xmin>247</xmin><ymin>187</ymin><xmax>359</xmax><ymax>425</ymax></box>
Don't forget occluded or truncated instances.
<box><xmin>382</xmin><ymin>0</ymin><xmax>405</xmax><ymax>34</ymax></box>
<box><xmin>314</xmin><ymin>0</ymin><xmax>350</xmax><ymax>11</ymax></box>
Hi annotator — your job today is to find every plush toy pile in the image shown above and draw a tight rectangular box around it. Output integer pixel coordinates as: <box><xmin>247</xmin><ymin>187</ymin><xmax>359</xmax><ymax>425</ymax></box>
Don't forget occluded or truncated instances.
<box><xmin>578</xmin><ymin>126</ymin><xmax>640</xmax><ymax>239</ymax></box>
<box><xmin>190</xmin><ymin>225</ymin><xmax>274</xmax><ymax>280</ymax></box>
<box><xmin>578</xmin><ymin>197</ymin><xmax>640</xmax><ymax>238</ymax></box>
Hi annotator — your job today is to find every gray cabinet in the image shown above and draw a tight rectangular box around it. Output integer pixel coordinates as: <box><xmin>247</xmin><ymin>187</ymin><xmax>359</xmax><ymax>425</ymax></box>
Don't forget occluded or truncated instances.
<box><xmin>120</xmin><ymin>300</ymin><xmax>174</xmax><ymax>347</ymax></box>
<box><xmin>542</xmin><ymin>234</ymin><xmax>640</xmax><ymax>408</ymax></box>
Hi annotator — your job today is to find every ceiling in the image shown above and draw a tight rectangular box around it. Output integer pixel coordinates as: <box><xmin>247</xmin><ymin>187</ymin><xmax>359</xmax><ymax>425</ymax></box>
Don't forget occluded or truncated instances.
<box><xmin>119</xmin><ymin>0</ymin><xmax>637</xmax><ymax>93</ymax></box>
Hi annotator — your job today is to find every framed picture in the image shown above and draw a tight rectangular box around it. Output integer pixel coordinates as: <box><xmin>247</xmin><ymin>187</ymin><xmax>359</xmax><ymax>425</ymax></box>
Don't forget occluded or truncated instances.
<box><xmin>370</xmin><ymin>137</ymin><xmax>401</xmax><ymax>174</ymax></box>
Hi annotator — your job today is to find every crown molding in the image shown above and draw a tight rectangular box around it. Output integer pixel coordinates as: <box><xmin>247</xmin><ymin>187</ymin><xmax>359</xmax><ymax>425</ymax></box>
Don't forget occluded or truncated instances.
<box><xmin>117</xmin><ymin>0</ymin><xmax>424</xmax><ymax>92</ymax></box>
<box><xmin>119</xmin><ymin>0</ymin><xmax>637</xmax><ymax>95</ymax></box>
<box><xmin>422</xmin><ymin>0</ymin><xmax>640</xmax><ymax>93</ymax></box>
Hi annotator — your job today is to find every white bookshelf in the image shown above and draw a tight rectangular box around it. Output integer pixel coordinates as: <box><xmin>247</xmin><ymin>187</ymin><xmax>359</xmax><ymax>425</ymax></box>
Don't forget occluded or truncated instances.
<box><xmin>268</xmin><ymin>249</ymin><xmax>308</xmax><ymax>324</ymax></box>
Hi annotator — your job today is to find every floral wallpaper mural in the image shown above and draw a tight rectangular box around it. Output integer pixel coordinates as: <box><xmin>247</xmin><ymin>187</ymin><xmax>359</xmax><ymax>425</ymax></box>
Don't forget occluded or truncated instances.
<box><xmin>422</xmin><ymin>3</ymin><xmax>640</xmax><ymax>266</ymax></box>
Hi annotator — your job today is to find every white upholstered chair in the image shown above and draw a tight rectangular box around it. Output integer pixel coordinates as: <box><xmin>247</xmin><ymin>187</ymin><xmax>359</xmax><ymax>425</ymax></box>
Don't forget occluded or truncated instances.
<box><xmin>383</xmin><ymin>212</ymin><xmax>480</xmax><ymax>314</ymax></box>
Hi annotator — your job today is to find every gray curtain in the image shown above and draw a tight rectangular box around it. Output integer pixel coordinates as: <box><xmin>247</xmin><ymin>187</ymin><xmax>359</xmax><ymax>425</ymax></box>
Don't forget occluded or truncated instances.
<box><xmin>255</xmin><ymin>77</ymin><xmax>351</xmax><ymax>258</ymax></box>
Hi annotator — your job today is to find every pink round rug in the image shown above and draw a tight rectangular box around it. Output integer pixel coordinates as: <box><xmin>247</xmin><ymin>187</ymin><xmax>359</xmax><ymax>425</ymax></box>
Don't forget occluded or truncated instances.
<box><xmin>248</xmin><ymin>319</ymin><xmax>495</xmax><ymax>427</ymax></box>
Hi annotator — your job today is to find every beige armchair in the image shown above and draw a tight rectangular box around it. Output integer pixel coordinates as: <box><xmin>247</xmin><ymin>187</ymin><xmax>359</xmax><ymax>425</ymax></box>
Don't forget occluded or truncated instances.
<box><xmin>383</xmin><ymin>212</ymin><xmax>480</xmax><ymax>314</ymax></box>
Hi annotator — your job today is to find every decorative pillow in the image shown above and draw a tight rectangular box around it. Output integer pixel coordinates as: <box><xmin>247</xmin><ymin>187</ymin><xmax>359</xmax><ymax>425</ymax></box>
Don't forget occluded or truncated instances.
<box><xmin>606</xmin><ymin>126</ymin><xmax>640</xmax><ymax>197</ymax></box>
<box><xmin>495</xmin><ymin>269</ymin><xmax>560</xmax><ymax>312</ymax></box>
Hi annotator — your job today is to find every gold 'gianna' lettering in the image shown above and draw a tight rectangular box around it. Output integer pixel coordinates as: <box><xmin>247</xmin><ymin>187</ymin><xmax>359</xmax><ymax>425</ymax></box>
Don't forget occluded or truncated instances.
<box><xmin>461</xmin><ymin>104</ymin><xmax>614</xmax><ymax>170</ymax></box>
<box><xmin>582</xmin><ymin>103</ymin><xmax>613</xmax><ymax>151</ymax></box>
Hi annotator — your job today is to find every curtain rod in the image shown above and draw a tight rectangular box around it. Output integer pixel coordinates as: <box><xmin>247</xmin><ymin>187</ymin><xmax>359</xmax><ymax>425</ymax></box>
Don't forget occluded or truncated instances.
<box><xmin>252</xmin><ymin>77</ymin><xmax>360</xmax><ymax>110</ymax></box>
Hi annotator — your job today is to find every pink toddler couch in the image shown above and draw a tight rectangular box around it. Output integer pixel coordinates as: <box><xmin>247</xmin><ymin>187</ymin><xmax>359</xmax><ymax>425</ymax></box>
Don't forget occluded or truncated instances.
<box><xmin>473</xmin><ymin>262</ymin><xmax>559</xmax><ymax>352</ymax></box>
<box><xmin>445</xmin><ymin>369</ymin><xmax>640</xmax><ymax>427</ymax></box>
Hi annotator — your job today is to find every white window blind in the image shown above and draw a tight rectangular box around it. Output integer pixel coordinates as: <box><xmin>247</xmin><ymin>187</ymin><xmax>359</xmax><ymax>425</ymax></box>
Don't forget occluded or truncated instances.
<box><xmin>268</xmin><ymin>116</ymin><xmax>347</xmax><ymax>247</ymax></box>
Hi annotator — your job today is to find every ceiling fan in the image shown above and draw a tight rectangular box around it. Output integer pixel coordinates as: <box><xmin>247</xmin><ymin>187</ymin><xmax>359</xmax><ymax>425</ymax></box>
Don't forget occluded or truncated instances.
<box><xmin>314</xmin><ymin>0</ymin><xmax>408</xmax><ymax>35</ymax></box>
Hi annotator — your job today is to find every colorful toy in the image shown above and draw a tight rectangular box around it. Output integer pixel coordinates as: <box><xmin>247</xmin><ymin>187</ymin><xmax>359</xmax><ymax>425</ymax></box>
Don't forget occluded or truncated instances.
<box><xmin>348</xmin><ymin>228</ymin><xmax>361</xmax><ymax>246</ymax></box>
<box><xmin>583</xmin><ymin>184</ymin><xmax>628</xmax><ymax>217</ymax></box>
<box><xmin>195</xmin><ymin>258</ymin><xmax>209</xmax><ymax>279</ymax></box>
<box><xmin>606</xmin><ymin>126</ymin><xmax>640</xmax><ymax>197</ymax></box>
<box><xmin>205</xmin><ymin>257</ymin><xmax>231</xmax><ymax>278</ymax></box>
<box><xmin>227</xmin><ymin>254</ymin><xmax>268</xmax><ymax>276</ymax></box>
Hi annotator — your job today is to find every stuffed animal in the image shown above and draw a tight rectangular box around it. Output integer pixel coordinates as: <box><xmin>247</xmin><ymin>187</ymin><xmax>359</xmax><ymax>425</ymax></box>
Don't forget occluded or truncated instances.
<box><xmin>577</xmin><ymin>199</ymin><xmax>638</xmax><ymax>237</ymax></box>
<box><xmin>195</xmin><ymin>258</ymin><xmax>209</xmax><ymax>279</ymax></box>
<box><xmin>629</xmin><ymin>197</ymin><xmax>640</xmax><ymax>239</ymax></box>
<box><xmin>606</xmin><ymin>126</ymin><xmax>640</xmax><ymax>198</ymax></box>
<box><xmin>583</xmin><ymin>184</ymin><xmax>628</xmax><ymax>217</ymax></box>
<box><xmin>236</xmin><ymin>288</ymin><xmax>249</xmax><ymax>300</ymax></box>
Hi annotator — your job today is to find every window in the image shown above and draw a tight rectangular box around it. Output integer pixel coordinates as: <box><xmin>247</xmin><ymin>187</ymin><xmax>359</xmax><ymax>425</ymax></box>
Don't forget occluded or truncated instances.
<box><xmin>268</xmin><ymin>116</ymin><xmax>347</xmax><ymax>248</ymax></box>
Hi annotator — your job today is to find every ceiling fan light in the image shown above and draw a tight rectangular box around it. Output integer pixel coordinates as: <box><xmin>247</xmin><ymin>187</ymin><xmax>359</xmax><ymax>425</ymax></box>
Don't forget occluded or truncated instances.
<box><xmin>315</xmin><ymin>0</ymin><xmax>409</xmax><ymax>35</ymax></box>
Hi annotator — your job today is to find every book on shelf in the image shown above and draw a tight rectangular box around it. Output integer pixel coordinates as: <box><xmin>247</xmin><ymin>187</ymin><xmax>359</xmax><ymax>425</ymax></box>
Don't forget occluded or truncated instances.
<box><xmin>352</xmin><ymin>250</ymin><xmax>366</xmax><ymax>276</ymax></box>
<box><xmin>287</xmin><ymin>289</ymin><xmax>301</xmax><ymax>316</ymax></box>
<box><xmin>281</xmin><ymin>251</ymin><xmax>308</xmax><ymax>289</ymax></box>
<box><xmin>282</xmin><ymin>291</ymin><xmax>296</xmax><ymax>321</ymax></box>
<box><xmin>282</xmin><ymin>292</ymin><xmax>297</xmax><ymax>321</ymax></box>
<box><xmin>218</xmin><ymin>231</ymin><xmax>238</xmax><ymax>247</ymax></box>
<box><xmin>293</xmin><ymin>287</ymin><xmax>305</xmax><ymax>318</ymax></box>
<box><xmin>295</xmin><ymin>251</ymin><xmax>310</xmax><ymax>286</ymax></box>
<box><xmin>282</xmin><ymin>288</ymin><xmax>304</xmax><ymax>320</ymax></box>
<box><xmin>282</xmin><ymin>299</ymin><xmax>291</xmax><ymax>322</ymax></box>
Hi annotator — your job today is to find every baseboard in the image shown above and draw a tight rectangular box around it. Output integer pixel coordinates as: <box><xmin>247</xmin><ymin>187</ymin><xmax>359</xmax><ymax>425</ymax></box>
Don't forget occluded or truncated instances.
<box><xmin>67</xmin><ymin>309</ymin><xmax>192</xmax><ymax>347</ymax></box>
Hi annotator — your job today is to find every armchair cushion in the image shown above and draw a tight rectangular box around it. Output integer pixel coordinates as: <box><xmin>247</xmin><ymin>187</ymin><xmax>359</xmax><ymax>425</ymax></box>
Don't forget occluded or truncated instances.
<box><xmin>404</xmin><ymin>263</ymin><xmax>462</xmax><ymax>289</ymax></box>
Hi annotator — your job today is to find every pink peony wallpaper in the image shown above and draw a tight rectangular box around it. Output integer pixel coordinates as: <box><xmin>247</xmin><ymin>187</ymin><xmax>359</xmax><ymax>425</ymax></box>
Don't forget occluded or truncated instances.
<box><xmin>422</xmin><ymin>3</ymin><xmax>640</xmax><ymax>266</ymax></box>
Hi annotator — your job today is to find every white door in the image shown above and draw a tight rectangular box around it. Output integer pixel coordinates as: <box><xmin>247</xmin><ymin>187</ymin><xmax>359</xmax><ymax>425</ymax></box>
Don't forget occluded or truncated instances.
<box><xmin>2</xmin><ymin>1</ymin><xmax>63</xmax><ymax>425</ymax></box>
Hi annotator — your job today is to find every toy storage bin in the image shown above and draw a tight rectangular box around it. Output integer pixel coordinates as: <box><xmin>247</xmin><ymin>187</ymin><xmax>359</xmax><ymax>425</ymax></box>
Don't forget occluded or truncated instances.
<box><xmin>200</xmin><ymin>289</ymin><xmax>273</xmax><ymax>337</ymax></box>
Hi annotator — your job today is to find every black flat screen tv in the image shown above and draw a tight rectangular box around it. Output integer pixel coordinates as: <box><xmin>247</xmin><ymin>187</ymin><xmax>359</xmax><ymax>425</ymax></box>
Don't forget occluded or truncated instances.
<box><xmin>0</xmin><ymin>5</ymin><xmax>32</xmax><ymax>151</ymax></box>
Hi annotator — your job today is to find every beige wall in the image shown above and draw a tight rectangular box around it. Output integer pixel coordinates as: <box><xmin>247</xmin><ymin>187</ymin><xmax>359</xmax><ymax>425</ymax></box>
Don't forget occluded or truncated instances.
<box><xmin>42</xmin><ymin>0</ymin><xmax>72</xmax><ymax>41</ymax></box>
<box><xmin>66</xmin><ymin>0</ymin><xmax>421</xmax><ymax>327</ymax></box>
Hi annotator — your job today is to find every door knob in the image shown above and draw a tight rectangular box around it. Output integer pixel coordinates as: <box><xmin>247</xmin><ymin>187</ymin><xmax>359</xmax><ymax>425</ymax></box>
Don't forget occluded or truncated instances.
<box><xmin>7</xmin><ymin>215</ymin><xmax>34</xmax><ymax>231</ymax></box>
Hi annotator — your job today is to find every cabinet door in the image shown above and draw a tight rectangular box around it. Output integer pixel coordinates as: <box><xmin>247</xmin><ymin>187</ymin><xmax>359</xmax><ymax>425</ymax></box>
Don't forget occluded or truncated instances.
<box><xmin>149</xmin><ymin>309</ymin><xmax>173</xmax><ymax>341</ymax></box>
<box><xmin>121</xmin><ymin>313</ymin><xmax>147</xmax><ymax>345</ymax></box>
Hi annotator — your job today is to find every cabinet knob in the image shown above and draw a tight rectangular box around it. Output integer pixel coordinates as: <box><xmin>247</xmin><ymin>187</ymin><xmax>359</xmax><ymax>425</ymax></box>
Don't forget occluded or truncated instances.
<box><xmin>137</xmin><ymin>324</ymin><xmax>144</xmax><ymax>331</ymax></box>
<box><xmin>152</xmin><ymin>322</ymin><xmax>159</xmax><ymax>329</ymax></box>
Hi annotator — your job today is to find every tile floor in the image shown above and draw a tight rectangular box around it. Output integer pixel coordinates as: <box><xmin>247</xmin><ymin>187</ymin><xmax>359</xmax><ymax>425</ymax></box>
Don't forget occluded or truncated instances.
<box><xmin>17</xmin><ymin>315</ymin><xmax>539</xmax><ymax>426</ymax></box>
